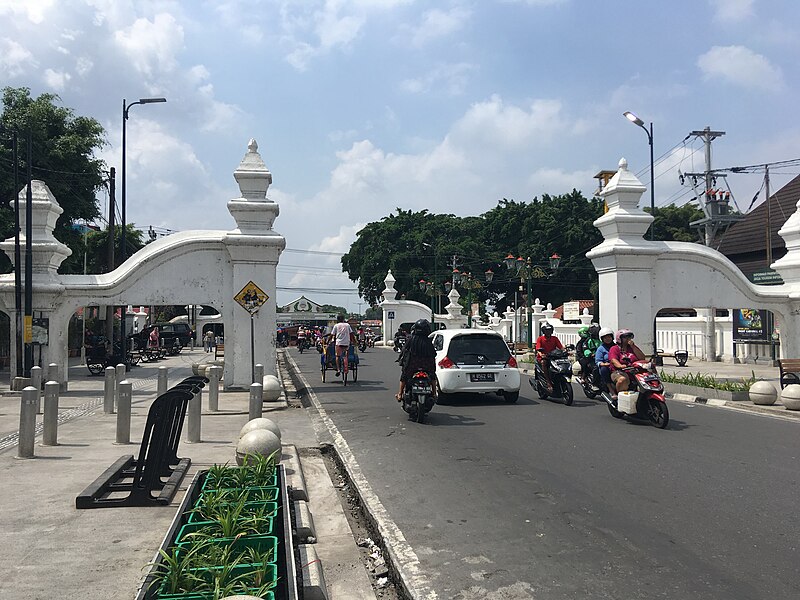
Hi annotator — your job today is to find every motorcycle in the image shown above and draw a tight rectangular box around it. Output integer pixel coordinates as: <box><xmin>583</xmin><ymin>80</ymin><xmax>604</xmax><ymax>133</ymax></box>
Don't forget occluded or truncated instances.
<box><xmin>367</xmin><ymin>335</ymin><xmax>375</xmax><ymax>348</ymax></box>
<box><xmin>530</xmin><ymin>348</ymin><xmax>574</xmax><ymax>405</ymax></box>
<box><xmin>358</xmin><ymin>337</ymin><xmax>367</xmax><ymax>353</ymax></box>
<box><xmin>401</xmin><ymin>370</ymin><xmax>436</xmax><ymax>423</ymax></box>
<box><xmin>298</xmin><ymin>337</ymin><xmax>311</xmax><ymax>354</ymax></box>
<box><xmin>600</xmin><ymin>361</ymin><xmax>669</xmax><ymax>428</ymax></box>
<box><xmin>572</xmin><ymin>359</ymin><xmax>602</xmax><ymax>399</ymax></box>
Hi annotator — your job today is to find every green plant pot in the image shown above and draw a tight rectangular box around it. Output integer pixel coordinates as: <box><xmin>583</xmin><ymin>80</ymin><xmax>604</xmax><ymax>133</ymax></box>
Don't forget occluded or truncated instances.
<box><xmin>201</xmin><ymin>470</ymin><xmax>277</xmax><ymax>492</ymax></box>
<box><xmin>175</xmin><ymin>517</ymin><xmax>274</xmax><ymax>544</ymax></box>
<box><xmin>175</xmin><ymin>535</ymin><xmax>278</xmax><ymax>563</ymax></box>
<box><xmin>187</xmin><ymin>501</ymin><xmax>278</xmax><ymax>524</ymax></box>
<box><xmin>196</xmin><ymin>487</ymin><xmax>279</xmax><ymax>507</ymax></box>
<box><xmin>157</xmin><ymin>589</ymin><xmax>275</xmax><ymax>600</ymax></box>
<box><xmin>157</xmin><ymin>563</ymin><xmax>277</xmax><ymax>599</ymax></box>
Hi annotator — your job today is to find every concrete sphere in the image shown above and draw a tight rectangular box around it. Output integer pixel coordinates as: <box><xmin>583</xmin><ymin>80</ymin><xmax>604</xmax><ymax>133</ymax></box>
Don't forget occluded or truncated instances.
<box><xmin>262</xmin><ymin>374</ymin><xmax>282</xmax><ymax>401</ymax></box>
<box><xmin>749</xmin><ymin>380</ymin><xmax>778</xmax><ymax>405</ymax></box>
<box><xmin>238</xmin><ymin>417</ymin><xmax>282</xmax><ymax>441</ymax></box>
<box><xmin>780</xmin><ymin>384</ymin><xmax>800</xmax><ymax>410</ymax></box>
<box><xmin>236</xmin><ymin>429</ymin><xmax>281</xmax><ymax>466</ymax></box>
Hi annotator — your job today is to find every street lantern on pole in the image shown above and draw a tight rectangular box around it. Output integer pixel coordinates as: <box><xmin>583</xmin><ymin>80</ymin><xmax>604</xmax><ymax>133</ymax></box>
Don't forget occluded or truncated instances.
<box><xmin>450</xmin><ymin>268</ymin><xmax>492</xmax><ymax>327</ymax></box>
<box><xmin>121</xmin><ymin>96</ymin><xmax>166</xmax><ymax>349</ymax></box>
<box><xmin>505</xmin><ymin>253</ymin><xmax>561</xmax><ymax>350</ymax></box>
<box><xmin>624</xmin><ymin>110</ymin><xmax>659</xmax><ymax>359</ymax></box>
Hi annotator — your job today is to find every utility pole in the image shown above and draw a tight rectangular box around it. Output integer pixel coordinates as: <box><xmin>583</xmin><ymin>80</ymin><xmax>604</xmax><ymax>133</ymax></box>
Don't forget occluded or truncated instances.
<box><xmin>765</xmin><ymin>165</ymin><xmax>772</xmax><ymax>266</ymax></box>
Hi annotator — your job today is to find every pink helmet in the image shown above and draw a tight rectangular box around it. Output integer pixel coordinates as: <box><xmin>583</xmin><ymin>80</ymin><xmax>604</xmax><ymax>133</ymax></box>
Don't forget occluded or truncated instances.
<box><xmin>616</xmin><ymin>329</ymin><xmax>634</xmax><ymax>343</ymax></box>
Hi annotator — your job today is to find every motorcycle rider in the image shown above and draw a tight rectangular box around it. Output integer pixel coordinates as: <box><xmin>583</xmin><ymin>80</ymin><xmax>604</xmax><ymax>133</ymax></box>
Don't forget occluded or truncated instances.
<box><xmin>609</xmin><ymin>329</ymin><xmax>646</xmax><ymax>393</ymax></box>
<box><xmin>594</xmin><ymin>327</ymin><xmax>617</xmax><ymax>397</ymax></box>
<box><xmin>576</xmin><ymin>325</ymin><xmax>601</xmax><ymax>380</ymax></box>
<box><xmin>535</xmin><ymin>322</ymin><xmax>563</xmax><ymax>392</ymax></box>
<box><xmin>395</xmin><ymin>319</ymin><xmax>437</xmax><ymax>401</ymax></box>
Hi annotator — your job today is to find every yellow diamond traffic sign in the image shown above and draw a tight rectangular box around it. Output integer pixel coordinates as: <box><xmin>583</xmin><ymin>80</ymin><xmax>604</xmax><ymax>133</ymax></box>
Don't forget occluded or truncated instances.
<box><xmin>235</xmin><ymin>281</ymin><xmax>269</xmax><ymax>314</ymax></box>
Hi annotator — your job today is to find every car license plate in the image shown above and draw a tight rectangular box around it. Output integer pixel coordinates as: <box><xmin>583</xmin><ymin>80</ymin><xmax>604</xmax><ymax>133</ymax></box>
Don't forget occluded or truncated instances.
<box><xmin>470</xmin><ymin>372</ymin><xmax>495</xmax><ymax>382</ymax></box>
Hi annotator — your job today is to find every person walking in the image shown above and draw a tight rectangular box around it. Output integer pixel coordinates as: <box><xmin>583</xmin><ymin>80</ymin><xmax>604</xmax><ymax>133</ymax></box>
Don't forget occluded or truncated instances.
<box><xmin>204</xmin><ymin>330</ymin><xmax>214</xmax><ymax>353</ymax></box>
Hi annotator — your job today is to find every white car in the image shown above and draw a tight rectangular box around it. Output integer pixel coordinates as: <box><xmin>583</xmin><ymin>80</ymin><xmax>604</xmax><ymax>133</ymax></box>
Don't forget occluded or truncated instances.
<box><xmin>431</xmin><ymin>329</ymin><xmax>521</xmax><ymax>403</ymax></box>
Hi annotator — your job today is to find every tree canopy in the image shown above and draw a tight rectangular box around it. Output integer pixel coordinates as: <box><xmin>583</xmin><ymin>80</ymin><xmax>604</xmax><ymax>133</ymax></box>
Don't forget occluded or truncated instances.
<box><xmin>0</xmin><ymin>87</ymin><xmax>107</xmax><ymax>274</ymax></box>
<box><xmin>342</xmin><ymin>192</ymin><xmax>703</xmax><ymax>312</ymax></box>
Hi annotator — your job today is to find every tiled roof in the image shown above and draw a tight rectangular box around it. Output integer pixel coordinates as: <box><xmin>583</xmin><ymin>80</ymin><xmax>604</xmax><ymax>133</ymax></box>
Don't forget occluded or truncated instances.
<box><xmin>717</xmin><ymin>174</ymin><xmax>800</xmax><ymax>259</ymax></box>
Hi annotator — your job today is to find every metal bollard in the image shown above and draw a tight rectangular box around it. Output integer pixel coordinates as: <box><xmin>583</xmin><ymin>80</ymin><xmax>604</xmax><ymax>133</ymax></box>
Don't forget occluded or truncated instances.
<box><xmin>17</xmin><ymin>387</ymin><xmax>38</xmax><ymax>458</ymax></box>
<box><xmin>186</xmin><ymin>387</ymin><xmax>202</xmax><ymax>443</ymax></box>
<box><xmin>30</xmin><ymin>366</ymin><xmax>43</xmax><ymax>414</ymax></box>
<box><xmin>104</xmin><ymin>366</ymin><xmax>116</xmax><ymax>414</ymax></box>
<box><xmin>42</xmin><ymin>381</ymin><xmax>59</xmax><ymax>446</ymax></box>
<box><xmin>115</xmin><ymin>380</ymin><xmax>132</xmax><ymax>444</ymax></box>
<box><xmin>47</xmin><ymin>362</ymin><xmax>59</xmax><ymax>384</ymax></box>
<box><xmin>208</xmin><ymin>365</ymin><xmax>222</xmax><ymax>412</ymax></box>
<box><xmin>157</xmin><ymin>366</ymin><xmax>168</xmax><ymax>396</ymax></box>
<box><xmin>115</xmin><ymin>363</ymin><xmax>126</xmax><ymax>412</ymax></box>
<box><xmin>249</xmin><ymin>383</ymin><xmax>263</xmax><ymax>420</ymax></box>
<box><xmin>254</xmin><ymin>363</ymin><xmax>264</xmax><ymax>385</ymax></box>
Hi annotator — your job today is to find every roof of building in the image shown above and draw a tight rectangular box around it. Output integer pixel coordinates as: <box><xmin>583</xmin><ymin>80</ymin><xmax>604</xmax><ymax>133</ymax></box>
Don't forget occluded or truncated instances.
<box><xmin>716</xmin><ymin>173</ymin><xmax>800</xmax><ymax>258</ymax></box>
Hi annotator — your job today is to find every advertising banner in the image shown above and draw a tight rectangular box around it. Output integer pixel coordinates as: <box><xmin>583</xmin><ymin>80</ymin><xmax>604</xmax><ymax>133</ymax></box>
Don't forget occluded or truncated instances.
<box><xmin>732</xmin><ymin>309</ymin><xmax>769</xmax><ymax>343</ymax></box>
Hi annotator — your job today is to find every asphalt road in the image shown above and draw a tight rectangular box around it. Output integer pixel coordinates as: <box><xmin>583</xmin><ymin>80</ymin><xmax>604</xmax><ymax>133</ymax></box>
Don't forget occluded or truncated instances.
<box><xmin>292</xmin><ymin>346</ymin><xmax>800</xmax><ymax>600</ymax></box>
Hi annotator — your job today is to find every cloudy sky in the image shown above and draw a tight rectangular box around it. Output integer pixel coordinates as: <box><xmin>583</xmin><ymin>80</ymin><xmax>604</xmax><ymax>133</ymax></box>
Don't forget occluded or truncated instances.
<box><xmin>2</xmin><ymin>0</ymin><xmax>799</xmax><ymax>311</ymax></box>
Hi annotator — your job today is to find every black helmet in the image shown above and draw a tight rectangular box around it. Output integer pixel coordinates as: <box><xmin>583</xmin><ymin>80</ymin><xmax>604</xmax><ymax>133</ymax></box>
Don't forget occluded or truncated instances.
<box><xmin>540</xmin><ymin>322</ymin><xmax>554</xmax><ymax>335</ymax></box>
<box><xmin>588</xmin><ymin>324</ymin><xmax>600</xmax><ymax>339</ymax></box>
<box><xmin>412</xmin><ymin>319</ymin><xmax>431</xmax><ymax>336</ymax></box>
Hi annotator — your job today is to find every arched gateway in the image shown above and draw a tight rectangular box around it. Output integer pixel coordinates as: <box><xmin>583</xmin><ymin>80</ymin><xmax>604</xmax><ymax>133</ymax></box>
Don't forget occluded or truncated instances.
<box><xmin>588</xmin><ymin>158</ymin><xmax>800</xmax><ymax>360</ymax></box>
<box><xmin>0</xmin><ymin>139</ymin><xmax>284</xmax><ymax>389</ymax></box>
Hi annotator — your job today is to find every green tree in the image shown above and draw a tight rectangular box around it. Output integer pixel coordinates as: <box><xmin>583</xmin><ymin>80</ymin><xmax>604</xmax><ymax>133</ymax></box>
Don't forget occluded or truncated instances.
<box><xmin>0</xmin><ymin>87</ymin><xmax>107</xmax><ymax>274</ymax></box>
<box><xmin>649</xmin><ymin>203</ymin><xmax>705</xmax><ymax>242</ymax></box>
<box><xmin>82</xmin><ymin>224</ymin><xmax>145</xmax><ymax>274</ymax></box>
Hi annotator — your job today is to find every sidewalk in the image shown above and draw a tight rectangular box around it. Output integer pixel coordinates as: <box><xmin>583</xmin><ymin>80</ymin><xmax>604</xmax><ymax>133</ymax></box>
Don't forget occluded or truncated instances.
<box><xmin>0</xmin><ymin>349</ymin><xmax>376</xmax><ymax>600</ymax></box>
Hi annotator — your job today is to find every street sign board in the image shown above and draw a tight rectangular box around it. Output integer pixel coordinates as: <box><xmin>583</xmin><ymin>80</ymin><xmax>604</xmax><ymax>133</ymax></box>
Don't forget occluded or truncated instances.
<box><xmin>732</xmin><ymin>308</ymin><xmax>770</xmax><ymax>343</ymax></box>
<box><xmin>563</xmin><ymin>301</ymin><xmax>580</xmax><ymax>321</ymax></box>
<box><xmin>235</xmin><ymin>281</ymin><xmax>269</xmax><ymax>315</ymax></box>
<box><xmin>387</xmin><ymin>311</ymin><xmax>395</xmax><ymax>320</ymax></box>
<box><xmin>751</xmin><ymin>269</ymin><xmax>783</xmax><ymax>286</ymax></box>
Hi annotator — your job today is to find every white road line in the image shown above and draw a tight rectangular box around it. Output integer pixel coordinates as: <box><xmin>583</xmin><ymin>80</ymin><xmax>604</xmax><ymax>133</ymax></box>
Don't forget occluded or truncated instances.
<box><xmin>283</xmin><ymin>351</ymin><xmax>439</xmax><ymax>600</ymax></box>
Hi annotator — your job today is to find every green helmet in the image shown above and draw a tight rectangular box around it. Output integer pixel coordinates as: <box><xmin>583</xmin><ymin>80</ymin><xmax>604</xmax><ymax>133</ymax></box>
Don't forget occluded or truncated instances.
<box><xmin>578</xmin><ymin>326</ymin><xmax>589</xmax><ymax>338</ymax></box>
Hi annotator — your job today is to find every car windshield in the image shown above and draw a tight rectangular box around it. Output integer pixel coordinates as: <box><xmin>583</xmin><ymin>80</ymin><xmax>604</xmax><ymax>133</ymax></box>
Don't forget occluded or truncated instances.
<box><xmin>447</xmin><ymin>334</ymin><xmax>510</xmax><ymax>365</ymax></box>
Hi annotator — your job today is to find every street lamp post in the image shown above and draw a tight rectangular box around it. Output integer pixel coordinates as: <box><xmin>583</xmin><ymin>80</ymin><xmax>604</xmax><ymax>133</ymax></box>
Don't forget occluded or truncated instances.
<box><xmin>121</xmin><ymin>96</ymin><xmax>166</xmax><ymax>351</ymax></box>
<box><xmin>505</xmin><ymin>253</ymin><xmax>561</xmax><ymax>350</ymax></box>
<box><xmin>450</xmin><ymin>269</ymin><xmax>493</xmax><ymax>327</ymax></box>
<box><xmin>623</xmin><ymin>111</ymin><xmax>655</xmax><ymax>241</ymax></box>
<box><xmin>624</xmin><ymin>110</ymin><xmax>659</xmax><ymax>359</ymax></box>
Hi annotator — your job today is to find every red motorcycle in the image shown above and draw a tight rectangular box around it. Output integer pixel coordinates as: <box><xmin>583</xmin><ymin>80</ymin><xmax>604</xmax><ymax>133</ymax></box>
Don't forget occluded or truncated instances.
<box><xmin>601</xmin><ymin>360</ymin><xmax>669</xmax><ymax>428</ymax></box>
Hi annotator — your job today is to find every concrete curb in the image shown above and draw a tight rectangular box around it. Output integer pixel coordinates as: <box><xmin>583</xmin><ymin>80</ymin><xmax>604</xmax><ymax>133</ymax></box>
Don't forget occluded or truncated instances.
<box><xmin>668</xmin><ymin>393</ymin><xmax>800</xmax><ymax>420</ymax></box>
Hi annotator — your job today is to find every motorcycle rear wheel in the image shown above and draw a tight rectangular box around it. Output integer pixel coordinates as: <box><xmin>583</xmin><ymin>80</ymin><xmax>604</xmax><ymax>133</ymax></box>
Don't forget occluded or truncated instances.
<box><xmin>647</xmin><ymin>398</ymin><xmax>669</xmax><ymax>429</ymax></box>
<box><xmin>415</xmin><ymin>402</ymin><xmax>425</xmax><ymax>423</ymax></box>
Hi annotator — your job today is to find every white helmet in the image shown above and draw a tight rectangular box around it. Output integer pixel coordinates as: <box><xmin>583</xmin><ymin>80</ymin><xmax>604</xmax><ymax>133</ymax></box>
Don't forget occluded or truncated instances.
<box><xmin>599</xmin><ymin>327</ymin><xmax>614</xmax><ymax>339</ymax></box>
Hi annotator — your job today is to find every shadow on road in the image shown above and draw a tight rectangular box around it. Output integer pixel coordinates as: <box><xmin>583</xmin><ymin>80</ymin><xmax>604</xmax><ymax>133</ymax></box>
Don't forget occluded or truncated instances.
<box><xmin>426</xmin><ymin>412</ymin><xmax>485</xmax><ymax>427</ymax></box>
<box><xmin>437</xmin><ymin>393</ymin><xmax>538</xmax><ymax>407</ymax></box>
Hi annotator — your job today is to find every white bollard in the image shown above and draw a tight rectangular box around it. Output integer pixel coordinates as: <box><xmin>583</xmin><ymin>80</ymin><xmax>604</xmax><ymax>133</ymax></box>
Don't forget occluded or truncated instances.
<box><xmin>208</xmin><ymin>365</ymin><xmax>222</xmax><ymax>411</ymax></box>
<box><xmin>254</xmin><ymin>363</ymin><xmax>264</xmax><ymax>385</ymax></box>
<box><xmin>104</xmin><ymin>366</ymin><xmax>116</xmax><ymax>414</ymax></box>
<box><xmin>157</xmin><ymin>366</ymin><xmax>168</xmax><ymax>396</ymax></box>
<box><xmin>18</xmin><ymin>387</ymin><xmax>38</xmax><ymax>458</ymax></box>
<box><xmin>30</xmin><ymin>366</ymin><xmax>43</xmax><ymax>414</ymax></box>
<box><xmin>47</xmin><ymin>362</ymin><xmax>59</xmax><ymax>384</ymax></box>
<box><xmin>115</xmin><ymin>380</ymin><xmax>132</xmax><ymax>444</ymax></box>
<box><xmin>186</xmin><ymin>388</ymin><xmax>202</xmax><ymax>443</ymax></box>
<box><xmin>42</xmin><ymin>381</ymin><xmax>59</xmax><ymax>446</ymax></box>
<box><xmin>249</xmin><ymin>383</ymin><xmax>263</xmax><ymax>421</ymax></box>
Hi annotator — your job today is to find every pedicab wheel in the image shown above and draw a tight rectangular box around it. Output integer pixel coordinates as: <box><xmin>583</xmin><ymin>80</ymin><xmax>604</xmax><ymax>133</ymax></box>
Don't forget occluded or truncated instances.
<box><xmin>352</xmin><ymin>364</ymin><xmax>358</xmax><ymax>382</ymax></box>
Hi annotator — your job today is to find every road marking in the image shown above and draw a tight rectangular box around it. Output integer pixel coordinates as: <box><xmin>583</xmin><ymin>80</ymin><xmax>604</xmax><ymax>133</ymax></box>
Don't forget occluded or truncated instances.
<box><xmin>283</xmin><ymin>351</ymin><xmax>439</xmax><ymax>600</ymax></box>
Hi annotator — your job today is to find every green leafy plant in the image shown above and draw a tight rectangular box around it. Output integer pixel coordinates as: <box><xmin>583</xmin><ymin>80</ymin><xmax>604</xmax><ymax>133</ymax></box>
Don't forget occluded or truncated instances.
<box><xmin>659</xmin><ymin>369</ymin><xmax>758</xmax><ymax>392</ymax></box>
<box><xmin>147</xmin><ymin>542</ymin><xmax>207</xmax><ymax>595</ymax></box>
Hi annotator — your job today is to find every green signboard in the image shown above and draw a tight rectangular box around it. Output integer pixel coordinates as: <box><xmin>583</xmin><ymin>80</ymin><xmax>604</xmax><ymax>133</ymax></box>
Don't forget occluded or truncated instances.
<box><xmin>751</xmin><ymin>269</ymin><xmax>783</xmax><ymax>286</ymax></box>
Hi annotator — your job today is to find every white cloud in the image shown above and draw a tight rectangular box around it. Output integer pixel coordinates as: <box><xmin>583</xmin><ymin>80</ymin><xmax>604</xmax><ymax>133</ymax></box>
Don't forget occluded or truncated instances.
<box><xmin>709</xmin><ymin>0</ymin><xmax>755</xmax><ymax>23</ymax></box>
<box><xmin>400</xmin><ymin>62</ymin><xmax>476</xmax><ymax>95</ymax></box>
<box><xmin>697</xmin><ymin>45</ymin><xmax>783</xmax><ymax>90</ymax></box>
<box><xmin>0</xmin><ymin>38</ymin><xmax>37</xmax><ymax>77</ymax></box>
<box><xmin>527</xmin><ymin>167</ymin><xmax>599</xmax><ymax>193</ymax></box>
<box><xmin>501</xmin><ymin>0</ymin><xmax>568</xmax><ymax>6</ymax></box>
<box><xmin>43</xmin><ymin>68</ymin><xmax>71</xmax><ymax>91</ymax></box>
<box><xmin>312</xmin><ymin>222</ymin><xmax>367</xmax><ymax>255</ymax></box>
<box><xmin>407</xmin><ymin>6</ymin><xmax>471</xmax><ymax>47</ymax></box>
<box><xmin>0</xmin><ymin>0</ymin><xmax>55</xmax><ymax>24</ymax></box>
<box><xmin>114</xmin><ymin>12</ymin><xmax>184</xmax><ymax>77</ymax></box>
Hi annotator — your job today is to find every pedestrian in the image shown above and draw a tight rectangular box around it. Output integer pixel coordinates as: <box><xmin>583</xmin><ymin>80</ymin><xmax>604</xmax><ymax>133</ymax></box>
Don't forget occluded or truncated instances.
<box><xmin>204</xmin><ymin>330</ymin><xmax>214</xmax><ymax>353</ymax></box>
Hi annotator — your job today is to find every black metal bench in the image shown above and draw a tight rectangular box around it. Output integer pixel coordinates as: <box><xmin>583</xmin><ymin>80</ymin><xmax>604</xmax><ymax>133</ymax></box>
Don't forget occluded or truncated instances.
<box><xmin>76</xmin><ymin>377</ymin><xmax>208</xmax><ymax>509</ymax></box>
<box><xmin>655</xmin><ymin>349</ymin><xmax>689</xmax><ymax>367</ymax></box>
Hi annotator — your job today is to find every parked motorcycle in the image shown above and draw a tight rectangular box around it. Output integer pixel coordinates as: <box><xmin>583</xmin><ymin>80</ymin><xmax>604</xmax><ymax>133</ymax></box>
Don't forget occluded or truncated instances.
<box><xmin>600</xmin><ymin>361</ymin><xmax>669</xmax><ymax>428</ymax></box>
<box><xmin>530</xmin><ymin>348</ymin><xmax>574</xmax><ymax>405</ymax></box>
<box><xmin>401</xmin><ymin>370</ymin><xmax>436</xmax><ymax>423</ymax></box>
<box><xmin>572</xmin><ymin>360</ymin><xmax>602</xmax><ymax>399</ymax></box>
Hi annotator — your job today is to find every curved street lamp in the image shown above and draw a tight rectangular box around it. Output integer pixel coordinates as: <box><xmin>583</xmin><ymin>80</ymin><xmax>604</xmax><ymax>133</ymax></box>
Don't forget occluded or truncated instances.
<box><xmin>505</xmin><ymin>253</ymin><xmax>561</xmax><ymax>350</ymax></box>
<box><xmin>623</xmin><ymin>111</ymin><xmax>655</xmax><ymax>242</ymax></box>
<box><xmin>121</xmin><ymin>97</ymin><xmax>166</xmax><ymax>349</ymax></box>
